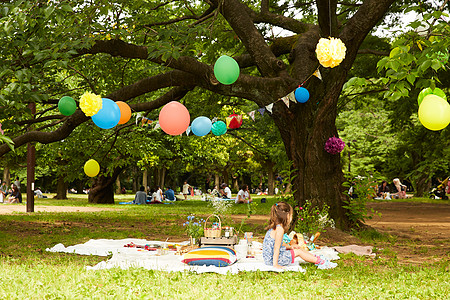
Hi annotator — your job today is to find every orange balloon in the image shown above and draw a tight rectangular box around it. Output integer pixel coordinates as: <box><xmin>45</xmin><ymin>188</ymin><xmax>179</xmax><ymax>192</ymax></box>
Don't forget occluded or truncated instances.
<box><xmin>159</xmin><ymin>101</ymin><xmax>190</xmax><ymax>135</ymax></box>
<box><xmin>116</xmin><ymin>101</ymin><xmax>131</xmax><ymax>124</ymax></box>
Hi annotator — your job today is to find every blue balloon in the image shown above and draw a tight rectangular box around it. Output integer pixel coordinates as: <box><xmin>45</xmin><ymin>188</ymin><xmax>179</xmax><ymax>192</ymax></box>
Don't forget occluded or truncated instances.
<box><xmin>295</xmin><ymin>87</ymin><xmax>310</xmax><ymax>103</ymax></box>
<box><xmin>191</xmin><ymin>116</ymin><xmax>212</xmax><ymax>136</ymax></box>
<box><xmin>91</xmin><ymin>98</ymin><xmax>121</xmax><ymax>129</ymax></box>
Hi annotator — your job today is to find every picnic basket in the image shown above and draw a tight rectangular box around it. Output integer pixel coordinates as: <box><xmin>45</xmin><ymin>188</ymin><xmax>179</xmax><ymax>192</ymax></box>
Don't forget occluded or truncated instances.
<box><xmin>204</xmin><ymin>214</ymin><xmax>222</xmax><ymax>238</ymax></box>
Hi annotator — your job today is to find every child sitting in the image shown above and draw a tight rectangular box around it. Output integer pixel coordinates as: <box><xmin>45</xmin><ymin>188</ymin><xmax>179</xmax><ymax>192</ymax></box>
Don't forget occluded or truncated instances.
<box><xmin>262</xmin><ymin>201</ymin><xmax>337</xmax><ymax>269</ymax></box>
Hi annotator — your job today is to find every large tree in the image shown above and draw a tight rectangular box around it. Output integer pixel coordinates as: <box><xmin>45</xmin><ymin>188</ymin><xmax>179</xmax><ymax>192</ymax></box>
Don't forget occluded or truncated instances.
<box><xmin>1</xmin><ymin>0</ymin><xmax>427</xmax><ymax>228</ymax></box>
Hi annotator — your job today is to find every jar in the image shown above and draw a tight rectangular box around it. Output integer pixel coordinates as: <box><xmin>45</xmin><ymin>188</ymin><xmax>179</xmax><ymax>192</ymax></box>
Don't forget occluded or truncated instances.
<box><xmin>224</xmin><ymin>227</ymin><xmax>230</xmax><ymax>237</ymax></box>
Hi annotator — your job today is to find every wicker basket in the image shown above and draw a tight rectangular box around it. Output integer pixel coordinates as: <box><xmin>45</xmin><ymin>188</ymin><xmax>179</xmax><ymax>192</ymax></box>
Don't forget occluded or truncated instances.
<box><xmin>204</xmin><ymin>214</ymin><xmax>222</xmax><ymax>238</ymax></box>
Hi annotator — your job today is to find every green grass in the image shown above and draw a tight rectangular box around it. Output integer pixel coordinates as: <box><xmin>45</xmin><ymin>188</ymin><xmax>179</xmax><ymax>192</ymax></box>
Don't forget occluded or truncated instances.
<box><xmin>0</xmin><ymin>195</ymin><xmax>448</xmax><ymax>299</ymax></box>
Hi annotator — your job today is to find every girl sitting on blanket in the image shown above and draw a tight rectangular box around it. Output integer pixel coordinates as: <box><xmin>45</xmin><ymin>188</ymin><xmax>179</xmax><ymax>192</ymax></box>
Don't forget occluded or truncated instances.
<box><xmin>262</xmin><ymin>202</ymin><xmax>337</xmax><ymax>269</ymax></box>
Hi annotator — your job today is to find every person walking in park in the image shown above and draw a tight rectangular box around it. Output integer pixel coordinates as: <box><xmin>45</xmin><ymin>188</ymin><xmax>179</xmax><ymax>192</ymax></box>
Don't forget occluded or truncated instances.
<box><xmin>182</xmin><ymin>181</ymin><xmax>191</xmax><ymax>200</ymax></box>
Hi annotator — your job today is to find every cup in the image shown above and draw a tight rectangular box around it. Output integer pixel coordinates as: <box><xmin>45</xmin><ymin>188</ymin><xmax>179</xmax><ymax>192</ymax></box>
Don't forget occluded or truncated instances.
<box><xmin>234</xmin><ymin>244</ymin><xmax>247</xmax><ymax>260</ymax></box>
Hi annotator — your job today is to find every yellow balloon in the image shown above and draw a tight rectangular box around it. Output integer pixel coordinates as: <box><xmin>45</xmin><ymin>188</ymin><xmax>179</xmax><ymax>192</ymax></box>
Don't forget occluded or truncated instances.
<box><xmin>84</xmin><ymin>159</ymin><xmax>100</xmax><ymax>177</ymax></box>
<box><xmin>418</xmin><ymin>94</ymin><xmax>450</xmax><ymax>131</ymax></box>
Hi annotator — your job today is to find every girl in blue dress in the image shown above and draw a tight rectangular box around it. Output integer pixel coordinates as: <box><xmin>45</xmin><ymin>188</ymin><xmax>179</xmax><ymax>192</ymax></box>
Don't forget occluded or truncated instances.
<box><xmin>262</xmin><ymin>201</ymin><xmax>337</xmax><ymax>269</ymax></box>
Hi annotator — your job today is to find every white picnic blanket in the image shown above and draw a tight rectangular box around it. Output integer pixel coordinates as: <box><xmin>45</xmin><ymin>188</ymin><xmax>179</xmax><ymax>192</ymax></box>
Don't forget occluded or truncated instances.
<box><xmin>46</xmin><ymin>238</ymin><xmax>340</xmax><ymax>274</ymax></box>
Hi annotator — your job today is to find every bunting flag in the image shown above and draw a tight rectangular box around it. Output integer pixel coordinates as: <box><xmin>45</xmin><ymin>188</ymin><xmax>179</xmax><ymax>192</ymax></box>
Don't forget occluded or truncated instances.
<box><xmin>288</xmin><ymin>91</ymin><xmax>296</xmax><ymax>103</ymax></box>
<box><xmin>135</xmin><ymin>113</ymin><xmax>143</xmax><ymax>125</ymax></box>
<box><xmin>313</xmin><ymin>68</ymin><xmax>322</xmax><ymax>80</ymax></box>
<box><xmin>248</xmin><ymin>110</ymin><xmax>256</xmax><ymax>121</ymax></box>
<box><xmin>281</xmin><ymin>96</ymin><xmax>290</xmax><ymax>108</ymax></box>
<box><xmin>257</xmin><ymin>108</ymin><xmax>265</xmax><ymax>116</ymax></box>
<box><xmin>211</xmin><ymin>117</ymin><xmax>218</xmax><ymax>123</ymax></box>
<box><xmin>0</xmin><ymin>123</ymin><xmax>3</xmax><ymax>135</ymax></box>
<box><xmin>186</xmin><ymin>126</ymin><xmax>191</xmax><ymax>136</ymax></box>
<box><xmin>141</xmin><ymin>117</ymin><xmax>153</xmax><ymax>127</ymax></box>
<box><xmin>265</xmin><ymin>103</ymin><xmax>274</xmax><ymax>114</ymax></box>
<box><xmin>153</xmin><ymin>122</ymin><xmax>160</xmax><ymax>130</ymax></box>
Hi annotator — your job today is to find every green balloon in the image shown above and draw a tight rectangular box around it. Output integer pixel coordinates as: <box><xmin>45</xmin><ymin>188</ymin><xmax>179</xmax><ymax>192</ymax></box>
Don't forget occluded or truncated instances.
<box><xmin>211</xmin><ymin>120</ymin><xmax>227</xmax><ymax>136</ymax></box>
<box><xmin>58</xmin><ymin>96</ymin><xmax>77</xmax><ymax>116</ymax></box>
<box><xmin>214</xmin><ymin>55</ymin><xmax>240</xmax><ymax>85</ymax></box>
<box><xmin>418</xmin><ymin>88</ymin><xmax>447</xmax><ymax>106</ymax></box>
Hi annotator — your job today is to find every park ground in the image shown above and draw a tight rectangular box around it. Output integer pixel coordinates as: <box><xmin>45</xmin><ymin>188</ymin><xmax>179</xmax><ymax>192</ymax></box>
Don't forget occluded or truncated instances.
<box><xmin>0</xmin><ymin>195</ymin><xmax>448</xmax><ymax>299</ymax></box>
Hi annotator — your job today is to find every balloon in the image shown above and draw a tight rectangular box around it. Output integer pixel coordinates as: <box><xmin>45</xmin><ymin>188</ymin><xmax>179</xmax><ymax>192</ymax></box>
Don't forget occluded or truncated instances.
<box><xmin>227</xmin><ymin>113</ymin><xmax>243</xmax><ymax>129</ymax></box>
<box><xmin>211</xmin><ymin>121</ymin><xmax>227</xmax><ymax>136</ymax></box>
<box><xmin>91</xmin><ymin>98</ymin><xmax>121</xmax><ymax>129</ymax></box>
<box><xmin>295</xmin><ymin>87</ymin><xmax>310</xmax><ymax>103</ymax></box>
<box><xmin>159</xmin><ymin>101</ymin><xmax>190</xmax><ymax>135</ymax></box>
<box><xmin>191</xmin><ymin>116</ymin><xmax>212</xmax><ymax>136</ymax></box>
<box><xmin>418</xmin><ymin>94</ymin><xmax>450</xmax><ymax>131</ymax></box>
<box><xmin>418</xmin><ymin>87</ymin><xmax>447</xmax><ymax>105</ymax></box>
<box><xmin>116</xmin><ymin>101</ymin><xmax>131</xmax><ymax>124</ymax></box>
<box><xmin>84</xmin><ymin>159</ymin><xmax>100</xmax><ymax>177</ymax></box>
<box><xmin>213</xmin><ymin>55</ymin><xmax>240</xmax><ymax>85</ymax></box>
<box><xmin>58</xmin><ymin>96</ymin><xmax>77</xmax><ymax>116</ymax></box>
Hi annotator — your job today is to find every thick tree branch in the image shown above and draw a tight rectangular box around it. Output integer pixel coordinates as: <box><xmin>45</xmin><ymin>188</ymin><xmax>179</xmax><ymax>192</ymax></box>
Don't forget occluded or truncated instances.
<box><xmin>15</xmin><ymin>115</ymin><xmax>64</xmax><ymax>126</ymax></box>
<box><xmin>316</xmin><ymin>0</ymin><xmax>338</xmax><ymax>36</ymax></box>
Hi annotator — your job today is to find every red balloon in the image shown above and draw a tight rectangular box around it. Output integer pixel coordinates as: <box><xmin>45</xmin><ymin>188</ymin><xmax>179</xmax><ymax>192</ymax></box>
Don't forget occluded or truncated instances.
<box><xmin>159</xmin><ymin>101</ymin><xmax>190</xmax><ymax>135</ymax></box>
<box><xmin>228</xmin><ymin>113</ymin><xmax>243</xmax><ymax>129</ymax></box>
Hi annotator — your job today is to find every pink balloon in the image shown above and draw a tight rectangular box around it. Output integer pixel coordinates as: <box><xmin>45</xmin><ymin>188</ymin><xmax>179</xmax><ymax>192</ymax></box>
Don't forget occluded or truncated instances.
<box><xmin>159</xmin><ymin>101</ymin><xmax>190</xmax><ymax>135</ymax></box>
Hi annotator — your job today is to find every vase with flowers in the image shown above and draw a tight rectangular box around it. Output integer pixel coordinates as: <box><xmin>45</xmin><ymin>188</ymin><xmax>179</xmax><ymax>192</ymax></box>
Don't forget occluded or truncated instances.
<box><xmin>183</xmin><ymin>215</ymin><xmax>205</xmax><ymax>245</ymax></box>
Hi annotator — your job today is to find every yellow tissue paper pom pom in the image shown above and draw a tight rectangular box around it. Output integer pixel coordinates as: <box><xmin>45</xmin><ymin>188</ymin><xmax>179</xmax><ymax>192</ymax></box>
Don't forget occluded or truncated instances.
<box><xmin>315</xmin><ymin>37</ymin><xmax>346</xmax><ymax>68</ymax></box>
<box><xmin>79</xmin><ymin>92</ymin><xmax>102</xmax><ymax>117</ymax></box>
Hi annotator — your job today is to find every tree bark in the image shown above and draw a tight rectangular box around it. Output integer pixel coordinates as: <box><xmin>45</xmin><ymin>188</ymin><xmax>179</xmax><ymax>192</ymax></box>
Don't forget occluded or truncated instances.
<box><xmin>414</xmin><ymin>174</ymin><xmax>431</xmax><ymax>197</ymax></box>
<box><xmin>214</xmin><ymin>174</ymin><xmax>220</xmax><ymax>189</ymax></box>
<box><xmin>88</xmin><ymin>167</ymin><xmax>123</xmax><ymax>204</ymax></box>
<box><xmin>115</xmin><ymin>175</ymin><xmax>121</xmax><ymax>195</ymax></box>
<box><xmin>267</xmin><ymin>161</ymin><xmax>275</xmax><ymax>196</ymax></box>
<box><xmin>143</xmin><ymin>169</ymin><xmax>148</xmax><ymax>192</ymax></box>
<box><xmin>54</xmin><ymin>175</ymin><xmax>68</xmax><ymax>200</ymax></box>
<box><xmin>3</xmin><ymin>167</ymin><xmax>10</xmax><ymax>186</ymax></box>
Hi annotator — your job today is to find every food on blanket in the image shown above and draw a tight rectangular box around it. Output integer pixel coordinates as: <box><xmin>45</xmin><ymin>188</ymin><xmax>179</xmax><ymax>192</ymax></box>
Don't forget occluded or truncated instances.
<box><xmin>311</xmin><ymin>232</ymin><xmax>321</xmax><ymax>243</ymax></box>
<box><xmin>287</xmin><ymin>231</ymin><xmax>308</xmax><ymax>250</ymax></box>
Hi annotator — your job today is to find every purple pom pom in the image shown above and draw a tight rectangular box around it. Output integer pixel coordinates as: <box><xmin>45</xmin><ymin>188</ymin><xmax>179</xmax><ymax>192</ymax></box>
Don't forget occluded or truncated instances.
<box><xmin>324</xmin><ymin>136</ymin><xmax>345</xmax><ymax>154</ymax></box>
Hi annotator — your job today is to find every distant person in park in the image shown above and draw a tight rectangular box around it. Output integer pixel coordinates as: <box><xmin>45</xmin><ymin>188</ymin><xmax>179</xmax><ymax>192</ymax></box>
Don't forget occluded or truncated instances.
<box><xmin>164</xmin><ymin>186</ymin><xmax>175</xmax><ymax>201</ymax></box>
<box><xmin>0</xmin><ymin>180</ymin><xmax>5</xmax><ymax>202</ymax></box>
<box><xmin>134</xmin><ymin>186</ymin><xmax>147</xmax><ymax>204</ymax></box>
<box><xmin>220</xmin><ymin>183</ymin><xmax>232</xmax><ymax>199</ymax></box>
<box><xmin>392</xmin><ymin>178</ymin><xmax>406</xmax><ymax>199</ymax></box>
<box><xmin>148</xmin><ymin>186</ymin><xmax>163</xmax><ymax>204</ymax></box>
<box><xmin>377</xmin><ymin>180</ymin><xmax>390</xmax><ymax>198</ymax></box>
<box><xmin>34</xmin><ymin>187</ymin><xmax>47</xmax><ymax>198</ymax></box>
<box><xmin>182</xmin><ymin>181</ymin><xmax>191</xmax><ymax>200</ymax></box>
<box><xmin>14</xmin><ymin>177</ymin><xmax>20</xmax><ymax>191</ymax></box>
<box><xmin>121</xmin><ymin>187</ymin><xmax>127</xmax><ymax>194</ymax></box>
<box><xmin>7</xmin><ymin>184</ymin><xmax>22</xmax><ymax>204</ymax></box>
<box><xmin>235</xmin><ymin>184</ymin><xmax>252</xmax><ymax>204</ymax></box>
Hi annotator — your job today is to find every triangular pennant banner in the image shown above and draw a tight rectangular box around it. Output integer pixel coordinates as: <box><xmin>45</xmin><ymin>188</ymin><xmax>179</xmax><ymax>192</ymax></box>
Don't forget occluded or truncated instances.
<box><xmin>211</xmin><ymin>117</ymin><xmax>218</xmax><ymax>123</ymax></box>
<box><xmin>235</xmin><ymin>114</ymin><xmax>243</xmax><ymax>123</ymax></box>
<box><xmin>288</xmin><ymin>91</ymin><xmax>296</xmax><ymax>103</ymax></box>
<box><xmin>247</xmin><ymin>110</ymin><xmax>256</xmax><ymax>121</ymax></box>
<box><xmin>313</xmin><ymin>68</ymin><xmax>322</xmax><ymax>80</ymax></box>
<box><xmin>257</xmin><ymin>108</ymin><xmax>265</xmax><ymax>116</ymax></box>
<box><xmin>186</xmin><ymin>126</ymin><xmax>191</xmax><ymax>136</ymax></box>
<box><xmin>141</xmin><ymin>117</ymin><xmax>153</xmax><ymax>127</ymax></box>
<box><xmin>136</xmin><ymin>113</ymin><xmax>143</xmax><ymax>125</ymax></box>
<box><xmin>265</xmin><ymin>103</ymin><xmax>274</xmax><ymax>114</ymax></box>
<box><xmin>153</xmin><ymin>122</ymin><xmax>160</xmax><ymax>130</ymax></box>
<box><xmin>281</xmin><ymin>96</ymin><xmax>290</xmax><ymax>108</ymax></box>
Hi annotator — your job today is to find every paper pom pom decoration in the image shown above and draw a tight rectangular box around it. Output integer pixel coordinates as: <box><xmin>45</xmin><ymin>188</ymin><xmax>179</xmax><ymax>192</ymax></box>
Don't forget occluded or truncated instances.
<box><xmin>324</xmin><ymin>136</ymin><xmax>345</xmax><ymax>154</ymax></box>
<box><xmin>226</xmin><ymin>113</ymin><xmax>243</xmax><ymax>129</ymax></box>
<box><xmin>315</xmin><ymin>37</ymin><xmax>346</xmax><ymax>68</ymax></box>
<box><xmin>58</xmin><ymin>96</ymin><xmax>77</xmax><ymax>116</ymax></box>
<box><xmin>295</xmin><ymin>87</ymin><xmax>310</xmax><ymax>103</ymax></box>
<box><xmin>211</xmin><ymin>120</ymin><xmax>227</xmax><ymax>136</ymax></box>
<box><xmin>79</xmin><ymin>92</ymin><xmax>102</xmax><ymax>117</ymax></box>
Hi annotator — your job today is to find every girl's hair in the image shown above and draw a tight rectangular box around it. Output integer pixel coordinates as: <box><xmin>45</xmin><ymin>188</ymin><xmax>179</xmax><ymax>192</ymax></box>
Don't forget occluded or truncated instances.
<box><xmin>266</xmin><ymin>201</ymin><xmax>293</xmax><ymax>232</ymax></box>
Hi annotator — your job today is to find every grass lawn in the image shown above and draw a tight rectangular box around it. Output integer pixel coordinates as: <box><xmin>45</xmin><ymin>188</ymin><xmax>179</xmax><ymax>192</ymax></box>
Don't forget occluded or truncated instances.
<box><xmin>0</xmin><ymin>194</ymin><xmax>448</xmax><ymax>299</ymax></box>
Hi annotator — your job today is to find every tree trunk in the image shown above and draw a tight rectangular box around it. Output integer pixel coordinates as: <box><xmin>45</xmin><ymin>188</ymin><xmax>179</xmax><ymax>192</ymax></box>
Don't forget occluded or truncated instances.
<box><xmin>222</xmin><ymin>170</ymin><xmax>229</xmax><ymax>186</ymax></box>
<box><xmin>142</xmin><ymin>169</ymin><xmax>148</xmax><ymax>192</ymax></box>
<box><xmin>214</xmin><ymin>174</ymin><xmax>220</xmax><ymax>189</ymax></box>
<box><xmin>414</xmin><ymin>175</ymin><xmax>431</xmax><ymax>197</ymax></box>
<box><xmin>3</xmin><ymin>167</ymin><xmax>10</xmax><ymax>186</ymax></box>
<box><xmin>54</xmin><ymin>175</ymin><xmax>67</xmax><ymax>199</ymax></box>
<box><xmin>115</xmin><ymin>175</ymin><xmax>121</xmax><ymax>194</ymax></box>
<box><xmin>132</xmin><ymin>166</ymin><xmax>138</xmax><ymax>193</ymax></box>
<box><xmin>233</xmin><ymin>177</ymin><xmax>239</xmax><ymax>191</ymax></box>
<box><xmin>88</xmin><ymin>167</ymin><xmax>123</xmax><ymax>204</ymax></box>
<box><xmin>267</xmin><ymin>161</ymin><xmax>275</xmax><ymax>196</ymax></box>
